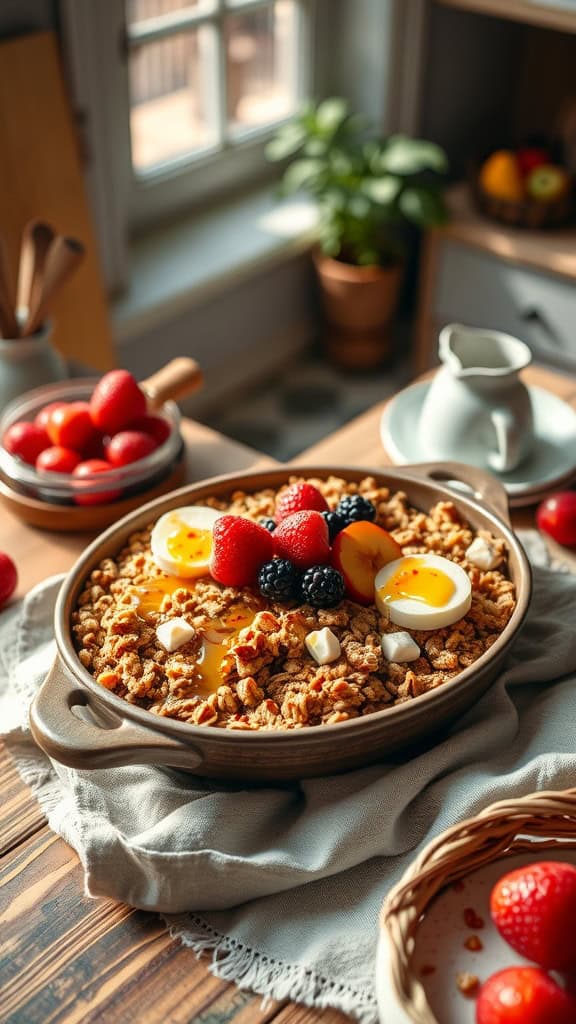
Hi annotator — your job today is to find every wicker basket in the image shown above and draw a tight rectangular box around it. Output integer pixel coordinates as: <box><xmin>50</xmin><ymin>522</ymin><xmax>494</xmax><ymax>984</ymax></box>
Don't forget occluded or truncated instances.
<box><xmin>473</xmin><ymin>178</ymin><xmax>573</xmax><ymax>229</ymax></box>
<box><xmin>378</xmin><ymin>788</ymin><xmax>576</xmax><ymax>1024</ymax></box>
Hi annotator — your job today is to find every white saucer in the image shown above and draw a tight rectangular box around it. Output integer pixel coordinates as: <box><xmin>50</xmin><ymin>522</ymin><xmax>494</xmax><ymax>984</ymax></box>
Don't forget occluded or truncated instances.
<box><xmin>381</xmin><ymin>381</ymin><xmax>576</xmax><ymax>508</ymax></box>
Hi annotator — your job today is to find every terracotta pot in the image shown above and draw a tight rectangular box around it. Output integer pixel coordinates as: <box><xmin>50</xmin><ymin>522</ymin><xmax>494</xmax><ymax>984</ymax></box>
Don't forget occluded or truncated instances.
<box><xmin>30</xmin><ymin>462</ymin><xmax>531</xmax><ymax>783</ymax></box>
<box><xmin>313</xmin><ymin>250</ymin><xmax>403</xmax><ymax>332</ymax></box>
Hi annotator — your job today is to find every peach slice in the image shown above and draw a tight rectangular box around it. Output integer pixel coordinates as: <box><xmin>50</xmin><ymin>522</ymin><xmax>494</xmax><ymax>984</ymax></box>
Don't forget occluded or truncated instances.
<box><xmin>332</xmin><ymin>521</ymin><xmax>402</xmax><ymax>605</ymax></box>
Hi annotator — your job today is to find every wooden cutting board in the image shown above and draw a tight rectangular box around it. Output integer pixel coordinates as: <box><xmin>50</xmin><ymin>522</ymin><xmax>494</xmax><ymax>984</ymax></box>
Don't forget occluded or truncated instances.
<box><xmin>0</xmin><ymin>31</ymin><xmax>115</xmax><ymax>370</ymax></box>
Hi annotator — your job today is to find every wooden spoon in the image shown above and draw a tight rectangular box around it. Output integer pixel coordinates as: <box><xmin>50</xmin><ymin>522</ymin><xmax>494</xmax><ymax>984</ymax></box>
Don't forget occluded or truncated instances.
<box><xmin>0</xmin><ymin>236</ymin><xmax>18</xmax><ymax>338</ymax></box>
<box><xmin>17</xmin><ymin>220</ymin><xmax>55</xmax><ymax>325</ymax></box>
<box><xmin>22</xmin><ymin>235</ymin><xmax>85</xmax><ymax>336</ymax></box>
<box><xmin>142</xmin><ymin>357</ymin><xmax>204</xmax><ymax>409</ymax></box>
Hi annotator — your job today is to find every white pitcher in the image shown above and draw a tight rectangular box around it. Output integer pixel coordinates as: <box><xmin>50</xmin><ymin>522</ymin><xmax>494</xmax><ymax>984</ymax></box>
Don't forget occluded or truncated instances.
<box><xmin>419</xmin><ymin>324</ymin><xmax>534</xmax><ymax>473</ymax></box>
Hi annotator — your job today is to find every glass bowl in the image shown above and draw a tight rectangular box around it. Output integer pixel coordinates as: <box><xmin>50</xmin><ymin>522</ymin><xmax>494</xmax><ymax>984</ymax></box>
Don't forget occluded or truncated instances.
<box><xmin>0</xmin><ymin>378</ymin><xmax>183</xmax><ymax>507</ymax></box>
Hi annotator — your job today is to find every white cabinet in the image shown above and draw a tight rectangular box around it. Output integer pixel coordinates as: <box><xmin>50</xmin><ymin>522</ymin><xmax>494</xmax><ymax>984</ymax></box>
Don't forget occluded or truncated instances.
<box><xmin>434</xmin><ymin>242</ymin><xmax>576</xmax><ymax>371</ymax></box>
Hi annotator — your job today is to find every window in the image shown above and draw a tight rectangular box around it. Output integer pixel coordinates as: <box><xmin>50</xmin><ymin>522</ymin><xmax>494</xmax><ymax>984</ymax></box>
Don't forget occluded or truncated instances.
<box><xmin>126</xmin><ymin>0</ymin><xmax>304</xmax><ymax>177</ymax></box>
<box><xmin>61</xmin><ymin>0</ymin><xmax>397</xmax><ymax>292</ymax></box>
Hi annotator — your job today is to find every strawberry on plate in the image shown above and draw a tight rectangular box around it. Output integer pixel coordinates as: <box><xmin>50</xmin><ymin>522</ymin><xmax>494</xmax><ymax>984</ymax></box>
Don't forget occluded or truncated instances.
<box><xmin>276</xmin><ymin>482</ymin><xmax>329</xmax><ymax>521</ymax></box>
<box><xmin>490</xmin><ymin>861</ymin><xmax>576</xmax><ymax>971</ymax></box>
<box><xmin>273</xmin><ymin>510</ymin><xmax>331</xmax><ymax>569</ymax></box>
<box><xmin>210</xmin><ymin>515</ymin><xmax>274</xmax><ymax>587</ymax></box>
<box><xmin>476</xmin><ymin>966</ymin><xmax>576</xmax><ymax>1024</ymax></box>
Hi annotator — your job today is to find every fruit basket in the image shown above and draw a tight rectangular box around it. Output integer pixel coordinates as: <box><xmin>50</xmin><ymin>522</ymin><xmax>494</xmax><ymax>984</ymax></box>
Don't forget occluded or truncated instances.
<box><xmin>472</xmin><ymin>148</ymin><xmax>574</xmax><ymax>229</ymax></box>
<box><xmin>0</xmin><ymin>358</ymin><xmax>202</xmax><ymax>531</ymax></box>
<box><xmin>377</xmin><ymin>788</ymin><xmax>576</xmax><ymax>1024</ymax></box>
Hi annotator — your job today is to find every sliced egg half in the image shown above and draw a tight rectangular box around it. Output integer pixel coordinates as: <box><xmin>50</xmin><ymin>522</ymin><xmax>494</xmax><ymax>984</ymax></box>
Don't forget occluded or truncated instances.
<box><xmin>150</xmin><ymin>505</ymin><xmax>223</xmax><ymax>578</ymax></box>
<box><xmin>374</xmin><ymin>554</ymin><xmax>472</xmax><ymax>630</ymax></box>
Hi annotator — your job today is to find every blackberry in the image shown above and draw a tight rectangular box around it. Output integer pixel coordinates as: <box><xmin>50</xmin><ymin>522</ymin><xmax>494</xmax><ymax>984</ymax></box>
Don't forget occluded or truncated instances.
<box><xmin>259</xmin><ymin>517</ymin><xmax>277</xmax><ymax>533</ymax></box>
<box><xmin>322</xmin><ymin>509</ymin><xmax>345</xmax><ymax>541</ymax></box>
<box><xmin>258</xmin><ymin>558</ymin><xmax>300</xmax><ymax>601</ymax></box>
<box><xmin>337</xmin><ymin>494</ymin><xmax>376</xmax><ymax>526</ymax></box>
<box><xmin>300</xmin><ymin>565</ymin><xmax>345</xmax><ymax>609</ymax></box>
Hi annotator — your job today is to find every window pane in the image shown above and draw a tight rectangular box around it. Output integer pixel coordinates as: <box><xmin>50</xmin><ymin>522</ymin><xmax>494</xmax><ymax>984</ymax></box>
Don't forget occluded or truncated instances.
<box><xmin>225</xmin><ymin>1</ymin><xmax>298</xmax><ymax>135</ymax></box>
<box><xmin>127</xmin><ymin>0</ymin><xmax>213</xmax><ymax>28</ymax></box>
<box><xmin>129</xmin><ymin>28</ymin><xmax>219</xmax><ymax>173</ymax></box>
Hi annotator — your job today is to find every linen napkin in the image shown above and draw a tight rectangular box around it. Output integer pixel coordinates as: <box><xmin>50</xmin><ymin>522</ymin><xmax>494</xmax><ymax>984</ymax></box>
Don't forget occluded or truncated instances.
<box><xmin>2</xmin><ymin>534</ymin><xmax>576</xmax><ymax>1024</ymax></box>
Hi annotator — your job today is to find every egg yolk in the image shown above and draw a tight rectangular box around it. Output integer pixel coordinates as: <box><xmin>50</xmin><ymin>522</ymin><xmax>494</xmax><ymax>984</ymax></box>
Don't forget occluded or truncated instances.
<box><xmin>166</xmin><ymin>521</ymin><xmax>213</xmax><ymax>567</ymax></box>
<box><xmin>378</xmin><ymin>557</ymin><xmax>455</xmax><ymax>608</ymax></box>
<box><xmin>130</xmin><ymin>575</ymin><xmax>186</xmax><ymax>616</ymax></box>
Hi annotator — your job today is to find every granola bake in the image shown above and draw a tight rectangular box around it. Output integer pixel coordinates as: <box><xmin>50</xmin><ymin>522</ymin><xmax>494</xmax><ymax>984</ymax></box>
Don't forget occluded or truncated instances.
<box><xmin>72</xmin><ymin>475</ymin><xmax>516</xmax><ymax>730</ymax></box>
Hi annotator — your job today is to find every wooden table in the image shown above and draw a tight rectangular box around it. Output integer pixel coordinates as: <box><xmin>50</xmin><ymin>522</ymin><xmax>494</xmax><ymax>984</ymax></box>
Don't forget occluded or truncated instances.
<box><xmin>2</xmin><ymin>365</ymin><xmax>575</xmax><ymax>1023</ymax></box>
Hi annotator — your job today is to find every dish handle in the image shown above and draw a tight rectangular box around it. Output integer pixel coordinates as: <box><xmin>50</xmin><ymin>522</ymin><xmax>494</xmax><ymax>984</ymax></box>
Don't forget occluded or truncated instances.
<box><xmin>403</xmin><ymin>461</ymin><xmax>511</xmax><ymax>525</ymax></box>
<box><xmin>30</xmin><ymin>657</ymin><xmax>203</xmax><ymax>771</ymax></box>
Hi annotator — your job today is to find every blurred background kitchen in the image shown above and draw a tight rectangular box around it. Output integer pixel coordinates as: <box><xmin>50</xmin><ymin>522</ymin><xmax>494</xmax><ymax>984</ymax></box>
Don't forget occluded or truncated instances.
<box><xmin>1</xmin><ymin>0</ymin><xmax>576</xmax><ymax>460</ymax></box>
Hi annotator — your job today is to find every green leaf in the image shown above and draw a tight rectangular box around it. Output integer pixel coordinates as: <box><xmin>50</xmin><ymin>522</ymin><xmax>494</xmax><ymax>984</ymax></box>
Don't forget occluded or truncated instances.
<box><xmin>361</xmin><ymin>175</ymin><xmax>401</xmax><ymax>205</ymax></box>
<box><xmin>381</xmin><ymin>135</ymin><xmax>448</xmax><ymax>175</ymax></box>
<box><xmin>398</xmin><ymin>186</ymin><xmax>448</xmax><ymax>227</ymax></box>
<box><xmin>265</xmin><ymin>124</ymin><xmax>306</xmax><ymax>161</ymax></box>
<box><xmin>315</xmin><ymin>97</ymin><xmax>350</xmax><ymax>134</ymax></box>
<box><xmin>281</xmin><ymin>158</ymin><xmax>324</xmax><ymax>193</ymax></box>
<box><xmin>347</xmin><ymin>195</ymin><xmax>371</xmax><ymax>221</ymax></box>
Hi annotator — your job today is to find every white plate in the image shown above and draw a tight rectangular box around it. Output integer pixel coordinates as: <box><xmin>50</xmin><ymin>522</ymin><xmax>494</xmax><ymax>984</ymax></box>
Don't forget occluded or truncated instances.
<box><xmin>381</xmin><ymin>382</ymin><xmax>576</xmax><ymax>507</ymax></box>
<box><xmin>376</xmin><ymin>848</ymin><xmax>576</xmax><ymax>1024</ymax></box>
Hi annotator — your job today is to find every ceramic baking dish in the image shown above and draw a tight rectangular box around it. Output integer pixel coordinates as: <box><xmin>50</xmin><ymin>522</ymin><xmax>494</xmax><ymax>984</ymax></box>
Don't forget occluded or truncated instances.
<box><xmin>30</xmin><ymin>462</ymin><xmax>532</xmax><ymax>782</ymax></box>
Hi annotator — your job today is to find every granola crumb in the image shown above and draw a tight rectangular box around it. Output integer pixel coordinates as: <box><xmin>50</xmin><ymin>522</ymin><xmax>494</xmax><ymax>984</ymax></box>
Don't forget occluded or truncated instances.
<box><xmin>456</xmin><ymin>971</ymin><xmax>480</xmax><ymax>997</ymax></box>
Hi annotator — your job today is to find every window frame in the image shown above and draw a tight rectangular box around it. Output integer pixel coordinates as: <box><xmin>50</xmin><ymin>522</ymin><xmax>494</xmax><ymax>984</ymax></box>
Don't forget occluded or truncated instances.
<box><xmin>60</xmin><ymin>0</ymin><xmax>403</xmax><ymax>293</ymax></box>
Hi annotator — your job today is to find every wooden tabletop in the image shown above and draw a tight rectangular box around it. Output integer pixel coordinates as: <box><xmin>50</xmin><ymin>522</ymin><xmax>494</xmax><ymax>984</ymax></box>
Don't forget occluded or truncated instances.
<box><xmin>2</xmin><ymin>364</ymin><xmax>575</xmax><ymax>1023</ymax></box>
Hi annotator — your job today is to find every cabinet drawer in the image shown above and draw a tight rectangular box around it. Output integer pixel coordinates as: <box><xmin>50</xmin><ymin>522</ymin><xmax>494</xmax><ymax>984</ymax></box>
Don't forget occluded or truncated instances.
<box><xmin>434</xmin><ymin>241</ymin><xmax>576</xmax><ymax>371</ymax></box>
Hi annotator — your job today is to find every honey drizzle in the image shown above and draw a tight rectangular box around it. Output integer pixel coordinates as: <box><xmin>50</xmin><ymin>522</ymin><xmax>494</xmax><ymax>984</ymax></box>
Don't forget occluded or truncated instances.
<box><xmin>129</xmin><ymin>577</ymin><xmax>255</xmax><ymax>694</ymax></box>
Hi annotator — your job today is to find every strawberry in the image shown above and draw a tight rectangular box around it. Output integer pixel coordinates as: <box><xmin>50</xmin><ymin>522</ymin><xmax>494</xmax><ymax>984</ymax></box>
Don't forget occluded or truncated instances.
<box><xmin>36</xmin><ymin>446</ymin><xmax>81</xmax><ymax>474</ymax></box>
<box><xmin>89</xmin><ymin>369</ymin><xmax>147</xmax><ymax>435</ymax></box>
<box><xmin>476</xmin><ymin>967</ymin><xmax>576</xmax><ymax>1024</ymax></box>
<box><xmin>105</xmin><ymin>430</ymin><xmax>157</xmax><ymax>467</ymax></box>
<box><xmin>490</xmin><ymin>861</ymin><xmax>576</xmax><ymax>971</ymax></box>
<box><xmin>73</xmin><ymin>459</ymin><xmax>122</xmax><ymax>506</ymax></box>
<box><xmin>45</xmin><ymin>402</ymin><xmax>96</xmax><ymax>451</ymax></box>
<box><xmin>276</xmin><ymin>482</ymin><xmax>329</xmax><ymax>521</ymax></box>
<box><xmin>0</xmin><ymin>552</ymin><xmax>17</xmax><ymax>608</ymax></box>
<box><xmin>128</xmin><ymin>414</ymin><xmax>171</xmax><ymax>447</ymax></box>
<box><xmin>210</xmin><ymin>515</ymin><xmax>274</xmax><ymax>587</ymax></box>
<box><xmin>273</xmin><ymin>510</ymin><xmax>331</xmax><ymax>569</ymax></box>
<box><xmin>3</xmin><ymin>421</ymin><xmax>50</xmax><ymax>464</ymax></box>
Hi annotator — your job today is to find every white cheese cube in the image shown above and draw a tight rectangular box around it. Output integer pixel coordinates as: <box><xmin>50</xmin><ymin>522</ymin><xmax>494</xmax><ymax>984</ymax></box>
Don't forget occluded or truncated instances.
<box><xmin>465</xmin><ymin>537</ymin><xmax>499</xmax><ymax>571</ymax></box>
<box><xmin>156</xmin><ymin>617</ymin><xmax>195</xmax><ymax>652</ymax></box>
<box><xmin>305</xmin><ymin>627</ymin><xmax>341</xmax><ymax>666</ymax></box>
<box><xmin>381</xmin><ymin>631</ymin><xmax>420</xmax><ymax>663</ymax></box>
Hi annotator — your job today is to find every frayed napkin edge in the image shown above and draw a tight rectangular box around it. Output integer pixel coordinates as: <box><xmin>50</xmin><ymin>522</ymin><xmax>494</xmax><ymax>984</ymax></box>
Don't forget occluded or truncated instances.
<box><xmin>164</xmin><ymin>912</ymin><xmax>378</xmax><ymax>1024</ymax></box>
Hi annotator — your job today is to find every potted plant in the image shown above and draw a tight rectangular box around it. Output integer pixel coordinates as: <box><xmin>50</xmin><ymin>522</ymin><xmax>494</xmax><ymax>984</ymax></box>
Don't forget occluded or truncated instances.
<box><xmin>266</xmin><ymin>98</ymin><xmax>449</xmax><ymax>367</ymax></box>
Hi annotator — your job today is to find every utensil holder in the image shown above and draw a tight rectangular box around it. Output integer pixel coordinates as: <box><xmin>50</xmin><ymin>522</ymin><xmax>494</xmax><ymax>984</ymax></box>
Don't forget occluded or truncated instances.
<box><xmin>0</xmin><ymin>322</ymin><xmax>67</xmax><ymax>408</ymax></box>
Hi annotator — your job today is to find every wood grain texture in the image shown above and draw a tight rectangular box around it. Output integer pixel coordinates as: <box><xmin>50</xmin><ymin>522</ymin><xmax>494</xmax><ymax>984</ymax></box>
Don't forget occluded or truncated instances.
<box><xmin>0</xmin><ymin>32</ymin><xmax>114</xmax><ymax>369</ymax></box>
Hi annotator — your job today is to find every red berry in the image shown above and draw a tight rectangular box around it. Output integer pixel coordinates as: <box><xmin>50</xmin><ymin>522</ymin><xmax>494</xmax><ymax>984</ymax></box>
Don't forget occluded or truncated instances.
<box><xmin>536</xmin><ymin>492</ymin><xmax>576</xmax><ymax>547</ymax></box>
<box><xmin>3</xmin><ymin>421</ymin><xmax>50</xmax><ymax>464</ymax></box>
<box><xmin>34</xmin><ymin>401</ymin><xmax>67</xmax><ymax>432</ymax></box>
<box><xmin>210</xmin><ymin>515</ymin><xmax>274</xmax><ymax>587</ymax></box>
<box><xmin>36</xmin><ymin>446</ymin><xmax>81</xmax><ymax>474</ymax></box>
<box><xmin>90</xmin><ymin>370</ymin><xmax>147</xmax><ymax>435</ymax></box>
<box><xmin>129</xmin><ymin>414</ymin><xmax>171</xmax><ymax>446</ymax></box>
<box><xmin>46</xmin><ymin>402</ymin><xmax>96</xmax><ymax>451</ymax></box>
<box><xmin>81</xmin><ymin>431</ymin><xmax>107</xmax><ymax>460</ymax></box>
<box><xmin>73</xmin><ymin>459</ymin><xmax>122</xmax><ymax>506</ymax></box>
<box><xmin>0</xmin><ymin>552</ymin><xmax>18</xmax><ymax>607</ymax></box>
<box><xmin>273</xmin><ymin>510</ymin><xmax>330</xmax><ymax>569</ymax></box>
<box><xmin>105</xmin><ymin>430</ymin><xmax>157</xmax><ymax>467</ymax></box>
<box><xmin>276</xmin><ymin>482</ymin><xmax>329</xmax><ymax>521</ymax></box>
<box><xmin>490</xmin><ymin>861</ymin><xmax>576</xmax><ymax>972</ymax></box>
<box><xmin>476</xmin><ymin>967</ymin><xmax>576</xmax><ymax>1024</ymax></box>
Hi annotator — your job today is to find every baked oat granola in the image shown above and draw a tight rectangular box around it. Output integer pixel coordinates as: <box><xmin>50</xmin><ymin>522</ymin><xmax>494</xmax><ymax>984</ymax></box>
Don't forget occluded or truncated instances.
<box><xmin>72</xmin><ymin>475</ymin><xmax>516</xmax><ymax>730</ymax></box>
